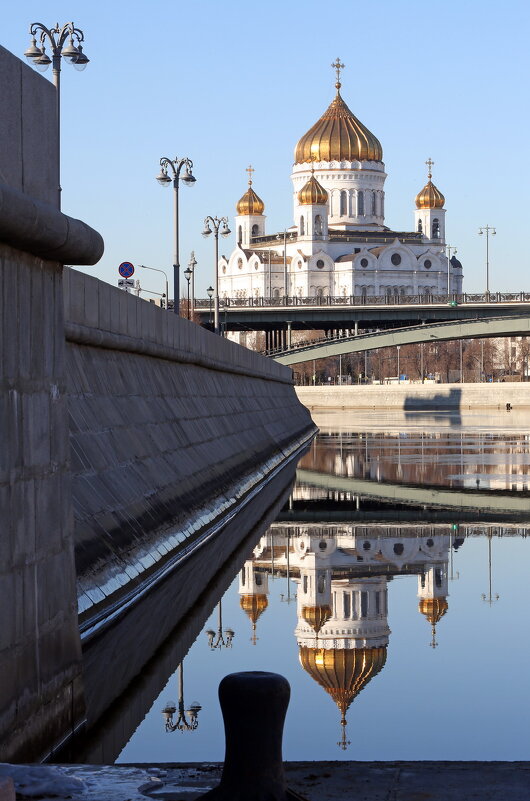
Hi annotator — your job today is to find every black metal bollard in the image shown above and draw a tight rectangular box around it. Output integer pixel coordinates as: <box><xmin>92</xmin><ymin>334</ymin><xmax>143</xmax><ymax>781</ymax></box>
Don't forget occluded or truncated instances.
<box><xmin>201</xmin><ymin>671</ymin><xmax>306</xmax><ymax>801</ymax></box>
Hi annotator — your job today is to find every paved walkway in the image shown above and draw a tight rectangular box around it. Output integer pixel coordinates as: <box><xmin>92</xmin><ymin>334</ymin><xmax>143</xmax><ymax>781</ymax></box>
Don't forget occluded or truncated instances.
<box><xmin>3</xmin><ymin>762</ymin><xmax>529</xmax><ymax>800</ymax></box>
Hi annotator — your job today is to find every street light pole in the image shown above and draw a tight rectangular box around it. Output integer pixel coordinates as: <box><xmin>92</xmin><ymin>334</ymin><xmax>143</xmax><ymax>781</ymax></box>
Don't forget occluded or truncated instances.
<box><xmin>445</xmin><ymin>244</ymin><xmax>458</xmax><ymax>297</ymax></box>
<box><xmin>276</xmin><ymin>230</ymin><xmax>288</xmax><ymax>298</ymax></box>
<box><xmin>139</xmin><ymin>264</ymin><xmax>169</xmax><ymax>309</ymax></box>
<box><xmin>156</xmin><ymin>157</ymin><xmax>196</xmax><ymax>314</ymax></box>
<box><xmin>184</xmin><ymin>266</ymin><xmax>192</xmax><ymax>320</ymax></box>
<box><xmin>207</xmin><ymin>286</ymin><xmax>214</xmax><ymax>327</ymax></box>
<box><xmin>397</xmin><ymin>345</ymin><xmax>401</xmax><ymax>383</ymax></box>
<box><xmin>189</xmin><ymin>251</ymin><xmax>197</xmax><ymax>315</ymax></box>
<box><xmin>25</xmin><ymin>22</ymin><xmax>89</xmax><ymax>209</ymax></box>
<box><xmin>478</xmin><ymin>225</ymin><xmax>496</xmax><ymax>295</ymax></box>
<box><xmin>202</xmin><ymin>216</ymin><xmax>231</xmax><ymax>334</ymax></box>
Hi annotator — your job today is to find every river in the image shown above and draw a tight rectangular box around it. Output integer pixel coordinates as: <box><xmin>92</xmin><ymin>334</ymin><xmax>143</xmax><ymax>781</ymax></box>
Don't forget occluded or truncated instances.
<box><xmin>67</xmin><ymin>411</ymin><xmax>530</xmax><ymax>763</ymax></box>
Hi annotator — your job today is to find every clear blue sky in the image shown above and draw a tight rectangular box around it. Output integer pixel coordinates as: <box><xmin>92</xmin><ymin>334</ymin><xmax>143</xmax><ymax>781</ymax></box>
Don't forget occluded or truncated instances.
<box><xmin>2</xmin><ymin>0</ymin><xmax>529</xmax><ymax>298</ymax></box>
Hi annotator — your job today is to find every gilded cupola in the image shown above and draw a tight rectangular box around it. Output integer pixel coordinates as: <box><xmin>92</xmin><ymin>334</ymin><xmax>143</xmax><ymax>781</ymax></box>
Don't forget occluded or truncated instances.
<box><xmin>298</xmin><ymin>171</ymin><xmax>328</xmax><ymax>206</ymax></box>
<box><xmin>415</xmin><ymin>159</ymin><xmax>445</xmax><ymax>209</ymax></box>
<box><xmin>418</xmin><ymin>597</ymin><xmax>448</xmax><ymax>625</ymax></box>
<box><xmin>236</xmin><ymin>165</ymin><xmax>265</xmax><ymax>215</ymax></box>
<box><xmin>240</xmin><ymin>594</ymin><xmax>268</xmax><ymax>626</ymax></box>
<box><xmin>301</xmin><ymin>604</ymin><xmax>332</xmax><ymax>634</ymax></box>
<box><xmin>294</xmin><ymin>60</ymin><xmax>383</xmax><ymax>165</ymax></box>
<box><xmin>299</xmin><ymin>646</ymin><xmax>387</xmax><ymax>725</ymax></box>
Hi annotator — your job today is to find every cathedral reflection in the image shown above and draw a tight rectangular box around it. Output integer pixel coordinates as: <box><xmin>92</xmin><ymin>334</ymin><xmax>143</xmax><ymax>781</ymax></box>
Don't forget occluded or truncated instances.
<box><xmin>239</xmin><ymin>523</ymin><xmax>461</xmax><ymax>749</ymax></box>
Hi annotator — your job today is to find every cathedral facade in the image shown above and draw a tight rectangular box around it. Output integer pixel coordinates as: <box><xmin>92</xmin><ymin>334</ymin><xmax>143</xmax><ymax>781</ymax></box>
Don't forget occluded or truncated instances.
<box><xmin>219</xmin><ymin>60</ymin><xmax>463</xmax><ymax>302</ymax></box>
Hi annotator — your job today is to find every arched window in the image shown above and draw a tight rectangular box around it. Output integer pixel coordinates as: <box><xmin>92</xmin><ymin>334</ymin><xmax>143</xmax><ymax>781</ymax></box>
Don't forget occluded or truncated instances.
<box><xmin>303</xmin><ymin>575</ymin><xmax>308</xmax><ymax>594</ymax></box>
<box><xmin>314</xmin><ymin>214</ymin><xmax>322</xmax><ymax>235</ymax></box>
<box><xmin>432</xmin><ymin>218</ymin><xmax>440</xmax><ymax>238</ymax></box>
<box><xmin>357</xmin><ymin>191</ymin><xmax>364</xmax><ymax>216</ymax></box>
<box><xmin>255</xmin><ymin>572</ymin><xmax>262</xmax><ymax>586</ymax></box>
<box><xmin>316</xmin><ymin>286</ymin><xmax>324</xmax><ymax>299</ymax></box>
<box><xmin>371</xmin><ymin>192</ymin><xmax>376</xmax><ymax>215</ymax></box>
<box><xmin>340</xmin><ymin>190</ymin><xmax>348</xmax><ymax>216</ymax></box>
<box><xmin>241</xmin><ymin>568</ymin><xmax>246</xmax><ymax>586</ymax></box>
<box><xmin>317</xmin><ymin>574</ymin><xmax>325</xmax><ymax>594</ymax></box>
<box><xmin>251</xmin><ymin>223</ymin><xmax>259</xmax><ymax>236</ymax></box>
<box><xmin>238</xmin><ymin>225</ymin><xmax>242</xmax><ymax>243</ymax></box>
<box><xmin>299</xmin><ymin>215</ymin><xmax>305</xmax><ymax>235</ymax></box>
<box><xmin>385</xmin><ymin>286</ymin><xmax>392</xmax><ymax>298</ymax></box>
<box><xmin>417</xmin><ymin>218</ymin><xmax>423</xmax><ymax>233</ymax></box>
<box><xmin>361</xmin><ymin>286</ymin><xmax>367</xmax><ymax>298</ymax></box>
<box><xmin>273</xmin><ymin>288</ymin><xmax>280</xmax><ymax>299</ymax></box>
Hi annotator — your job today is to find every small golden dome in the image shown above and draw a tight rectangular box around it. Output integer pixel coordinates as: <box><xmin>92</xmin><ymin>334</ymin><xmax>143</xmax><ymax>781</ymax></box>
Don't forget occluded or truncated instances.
<box><xmin>294</xmin><ymin>90</ymin><xmax>383</xmax><ymax>165</ymax></box>
<box><xmin>236</xmin><ymin>169</ymin><xmax>265</xmax><ymax>216</ymax></box>
<box><xmin>298</xmin><ymin>174</ymin><xmax>328</xmax><ymax>206</ymax></box>
<box><xmin>299</xmin><ymin>646</ymin><xmax>387</xmax><ymax>723</ymax></box>
<box><xmin>418</xmin><ymin>597</ymin><xmax>448</xmax><ymax>624</ymax></box>
<box><xmin>240</xmin><ymin>594</ymin><xmax>268</xmax><ymax>625</ymax></box>
<box><xmin>415</xmin><ymin>178</ymin><xmax>445</xmax><ymax>209</ymax></box>
<box><xmin>301</xmin><ymin>604</ymin><xmax>332</xmax><ymax>634</ymax></box>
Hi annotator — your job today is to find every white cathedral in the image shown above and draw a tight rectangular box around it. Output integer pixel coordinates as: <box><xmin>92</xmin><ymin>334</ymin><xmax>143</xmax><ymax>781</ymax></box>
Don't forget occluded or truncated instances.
<box><xmin>219</xmin><ymin>59</ymin><xmax>463</xmax><ymax>302</ymax></box>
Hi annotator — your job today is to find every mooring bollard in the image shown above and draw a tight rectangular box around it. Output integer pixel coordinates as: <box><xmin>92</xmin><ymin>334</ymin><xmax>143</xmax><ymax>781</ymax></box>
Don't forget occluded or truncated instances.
<box><xmin>201</xmin><ymin>671</ymin><xmax>306</xmax><ymax>801</ymax></box>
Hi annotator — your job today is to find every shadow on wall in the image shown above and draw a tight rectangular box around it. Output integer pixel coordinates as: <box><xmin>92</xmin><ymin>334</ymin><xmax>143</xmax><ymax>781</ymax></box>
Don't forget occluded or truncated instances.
<box><xmin>403</xmin><ymin>387</ymin><xmax>462</xmax><ymax>426</ymax></box>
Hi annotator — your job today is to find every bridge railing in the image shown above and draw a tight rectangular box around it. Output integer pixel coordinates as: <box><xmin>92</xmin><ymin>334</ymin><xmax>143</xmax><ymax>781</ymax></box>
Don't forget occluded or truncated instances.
<box><xmin>194</xmin><ymin>291</ymin><xmax>530</xmax><ymax>309</ymax></box>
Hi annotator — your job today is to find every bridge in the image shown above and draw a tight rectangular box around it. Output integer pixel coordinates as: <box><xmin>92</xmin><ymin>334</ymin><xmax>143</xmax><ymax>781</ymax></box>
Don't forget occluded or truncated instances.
<box><xmin>271</xmin><ymin>314</ymin><xmax>530</xmax><ymax>365</ymax></box>
<box><xmin>195</xmin><ymin>291</ymin><xmax>530</xmax><ymax>337</ymax></box>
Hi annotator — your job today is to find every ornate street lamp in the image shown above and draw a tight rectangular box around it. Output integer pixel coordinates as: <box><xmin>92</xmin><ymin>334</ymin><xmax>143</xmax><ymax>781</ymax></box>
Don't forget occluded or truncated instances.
<box><xmin>25</xmin><ymin>22</ymin><xmax>89</xmax><ymax>209</ymax></box>
<box><xmin>161</xmin><ymin>663</ymin><xmax>201</xmax><ymax>732</ymax></box>
<box><xmin>188</xmin><ymin>251</ymin><xmax>197</xmax><ymax>314</ymax></box>
<box><xmin>207</xmin><ymin>285</ymin><xmax>214</xmax><ymax>327</ymax></box>
<box><xmin>156</xmin><ymin>157</ymin><xmax>196</xmax><ymax>315</ymax></box>
<box><xmin>202</xmin><ymin>216</ymin><xmax>231</xmax><ymax>334</ymax></box>
<box><xmin>184</xmin><ymin>266</ymin><xmax>192</xmax><ymax>320</ymax></box>
<box><xmin>478</xmin><ymin>225</ymin><xmax>496</xmax><ymax>295</ymax></box>
<box><xmin>205</xmin><ymin>601</ymin><xmax>234</xmax><ymax>650</ymax></box>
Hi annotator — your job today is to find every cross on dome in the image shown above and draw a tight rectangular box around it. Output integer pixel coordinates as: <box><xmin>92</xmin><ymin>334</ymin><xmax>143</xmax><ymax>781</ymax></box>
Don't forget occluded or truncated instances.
<box><xmin>246</xmin><ymin>164</ymin><xmax>254</xmax><ymax>185</ymax></box>
<box><xmin>331</xmin><ymin>57</ymin><xmax>345</xmax><ymax>90</ymax></box>
<box><xmin>425</xmin><ymin>157</ymin><xmax>434</xmax><ymax>179</ymax></box>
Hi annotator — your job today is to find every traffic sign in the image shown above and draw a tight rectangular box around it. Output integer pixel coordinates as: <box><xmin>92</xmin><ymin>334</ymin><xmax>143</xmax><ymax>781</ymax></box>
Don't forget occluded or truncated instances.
<box><xmin>119</xmin><ymin>261</ymin><xmax>135</xmax><ymax>278</ymax></box>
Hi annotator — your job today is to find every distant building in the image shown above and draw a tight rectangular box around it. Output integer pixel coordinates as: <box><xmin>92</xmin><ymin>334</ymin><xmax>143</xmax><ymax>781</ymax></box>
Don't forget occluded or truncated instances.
<box><xmin>219</xmin><ymin>60</ymin><xmax>463</xmax><ymax>302</ymax></box>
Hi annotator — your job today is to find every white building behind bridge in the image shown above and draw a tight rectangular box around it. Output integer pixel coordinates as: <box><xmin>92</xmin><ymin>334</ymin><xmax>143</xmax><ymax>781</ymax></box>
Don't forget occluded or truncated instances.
<box><xmin>219</xmin><ymin>61</ymin><xmax>463</xmax><ymax>302</ymax></box>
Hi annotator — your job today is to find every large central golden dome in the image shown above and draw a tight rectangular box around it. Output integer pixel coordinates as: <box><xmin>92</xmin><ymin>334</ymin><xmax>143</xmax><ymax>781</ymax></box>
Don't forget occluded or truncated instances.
<box><xmin>294</xmin><ymin>89</ymin><xmax>383</xmax><ymax>165</ymax></box>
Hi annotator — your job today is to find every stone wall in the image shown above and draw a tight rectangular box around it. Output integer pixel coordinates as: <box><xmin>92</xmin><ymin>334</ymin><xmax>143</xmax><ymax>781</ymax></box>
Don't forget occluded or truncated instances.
<box><xmin>295</xmin><ymin>384</ymin><xmax>530</xmax><ymax>411</ymax></box>
<box><xmin>63</xmin><ymin>269</ymin><xmax>314</xmax><ymax>637</ymax></box>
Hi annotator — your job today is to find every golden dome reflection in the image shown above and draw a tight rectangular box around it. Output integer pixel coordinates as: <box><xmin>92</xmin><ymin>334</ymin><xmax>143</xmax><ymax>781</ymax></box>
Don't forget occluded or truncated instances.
<box><xmin>418</xmin><ymin>597</ymin><xmax>448</xmax><ymax>625</ymax></box>
<box><xmin>299</xmin><ymin>646</ymin><xmax>387</xmax><ymax>723</ymax></box>
<box><xmin>301</xmin><ymin>604</ymin><xmax>332</xmax><ymax>633</ymax></box>
<box><xmin>240</xmin><ymin>594</ymin><xmax>268</xmax><ymax>626</ymax></box>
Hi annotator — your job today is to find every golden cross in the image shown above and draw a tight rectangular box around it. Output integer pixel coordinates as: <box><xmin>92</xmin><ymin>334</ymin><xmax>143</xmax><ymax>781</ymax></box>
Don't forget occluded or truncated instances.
<box><xmin>246</xmin><ymin>164</ymin><xmax>254</xmax><ymax>185</ymax></box>
<box><xmin>331</xmin><ymin>58</ymin><xmax>345</xmax><ymax>88</ymax></box>
<box><xmin>425</xmin><ymin>157</ymin><xmax>434</xmax><ymax>178</ymax></box>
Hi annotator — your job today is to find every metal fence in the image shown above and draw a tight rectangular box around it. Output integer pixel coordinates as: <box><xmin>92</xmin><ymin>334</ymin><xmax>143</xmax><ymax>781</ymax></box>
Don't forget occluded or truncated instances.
<box><xmin>194</xmin><ymin>292</ymin><xmax>530</xmax><ymax>310</ymax></box>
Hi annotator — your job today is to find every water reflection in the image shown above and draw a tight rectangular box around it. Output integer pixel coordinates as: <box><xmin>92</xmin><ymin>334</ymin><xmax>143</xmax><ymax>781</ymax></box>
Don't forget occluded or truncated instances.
<box><xmin>241</xmin><ymin>523</ymin><xmax>458</xmax><ymax>749</ymax></box>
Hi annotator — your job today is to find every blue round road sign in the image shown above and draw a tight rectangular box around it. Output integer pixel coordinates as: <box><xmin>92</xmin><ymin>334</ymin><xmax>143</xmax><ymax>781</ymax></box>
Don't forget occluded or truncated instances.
<box><xmin>119</xmin><ymin>261</ymin><xmax>135</xmax><ymax>278</ymax></box>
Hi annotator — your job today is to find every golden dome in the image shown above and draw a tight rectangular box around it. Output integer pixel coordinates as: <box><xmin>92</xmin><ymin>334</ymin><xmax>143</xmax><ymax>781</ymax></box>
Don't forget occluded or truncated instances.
<box><xmin>236</xmin><ymin>167</ymin><xmax>265</xmax><ymax>215</ymax></box>
<box><xmin>299</xmin><ymin>646</ymin><xmax>387</xmax><ymax>723</ymax></box>
<box><xmin>418</xmin><ymin>597</ymin><xmax>448</xmax><ymax>625</ymax></box>
<box><xmin>298</xmin><ymin>173</ymin><xmax>328</xmax><ymax>206</ymax></box>
<box><xmin>294</xmin><ymin>89</ymin><xmax>383</xmax><ymax>165</ymax></box>
<box><xmin>301</xmin><ymin>604</ymin><xmax>332</xmax><ymax>634</ymax></box>
<box><xmin>240</xmin><ymin>594</ymin><xmax>268</xmax><ymax>626</ymax></box>
<box><xmin>415</xmin><ymin>178</ymin><xmax>445</xmax><ymax>209</ymax></box>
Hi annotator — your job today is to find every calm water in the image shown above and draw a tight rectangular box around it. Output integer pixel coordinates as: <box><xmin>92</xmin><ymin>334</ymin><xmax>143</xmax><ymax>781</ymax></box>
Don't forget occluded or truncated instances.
<box><xmin>107</xmin><ymin>412</ymin><xmax>530</xmax><ymax>762</ymax></box>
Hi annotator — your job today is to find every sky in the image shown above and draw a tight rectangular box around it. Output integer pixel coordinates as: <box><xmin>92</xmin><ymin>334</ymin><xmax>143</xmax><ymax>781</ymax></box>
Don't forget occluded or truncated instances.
<box><xmin>2</xmin><ymin>0</ymin><xmax>529</xmax><ymax>299</ymax></box>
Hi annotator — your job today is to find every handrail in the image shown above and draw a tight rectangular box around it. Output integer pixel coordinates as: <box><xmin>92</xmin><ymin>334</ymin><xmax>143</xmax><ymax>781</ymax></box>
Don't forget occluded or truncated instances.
<box><xmin>193</xmin><ymin>291</ymin><xmax>530</xmax><ymax>310</ymax></box>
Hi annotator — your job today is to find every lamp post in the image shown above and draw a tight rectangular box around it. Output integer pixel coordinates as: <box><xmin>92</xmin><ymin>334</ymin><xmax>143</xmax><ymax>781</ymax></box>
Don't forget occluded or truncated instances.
<box><xmin>184</xmin><ymin>266</ymin><xmax>192</xmax><ymax>320</ymax></box>
<box><xmin>156</xmin><ymin>156</ymin><xmax>196</xmax><ymax>315</ymax></box>
<box><xmin>478</xmin><ymin>225</ymin><xmax>496</xmax><ymax>295</ymax></box>
<box><xmin>139</xmin><ymin>264</ymin><xmax>168</xmax><ymax>310</ymax></box>
<box><xmin>396</xmin><ymin>345</ymin><xmax>401</xmax><ymax>383</ymax></box>
<box><xmin>161</xmin><ymin>662</ymin><xmax>201</xmax><ymax>732</ymax></box>
<box><xmin>188</xmin><ymin>251</ymin><xmax>197</xmax><ymax>315</ymax></box>
<box><xmin>207</xmin><ymin>285</ymin><xmax>214</xmax><ymax>327</ymax></box>
<box><xmin>445</xmin><ymin>245</ymin><xmax>458</xmax><ymax>297</ymax></box>
<box><xmin>276</xmin><ymin>230</ymin><xmax>288</xmax><ymax>298</ymax></box>
<box><xmin>202</xmin><ymin>216</ymin><xmax>231</xmax><ymax>334</ymax></box>
<box><xmin>206</xmin><ymin>601</ymin><xmax>234</xmax><ymax>650</ymax></box>
<box><xmin>25</xmin><ymin>22</ymin><xmax>89</xmax><ymax>209</ymax></box>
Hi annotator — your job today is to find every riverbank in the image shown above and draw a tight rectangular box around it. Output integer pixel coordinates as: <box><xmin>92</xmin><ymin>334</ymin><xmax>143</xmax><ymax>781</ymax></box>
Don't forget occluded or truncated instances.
<box><xmin>295</xmin><ymin>382</ymin><xmax>530</xmax><ymax>410</ymax></box>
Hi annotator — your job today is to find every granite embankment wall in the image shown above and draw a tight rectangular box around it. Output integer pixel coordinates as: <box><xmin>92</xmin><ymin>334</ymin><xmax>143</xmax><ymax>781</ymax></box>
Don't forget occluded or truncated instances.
<box><xmin>63</xmin><ymin>269</ymin><xmax>314</xmax><ymax>640</ymax></box>
<box><xmin>296</xmin><ymin>384</ymin><xmax>530</xmax><ymax>411</ymax></box>
<box><xmin>0</xmin><ymin>43</ymin><xmax>314</xmax><ymax>760</ymax></box>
